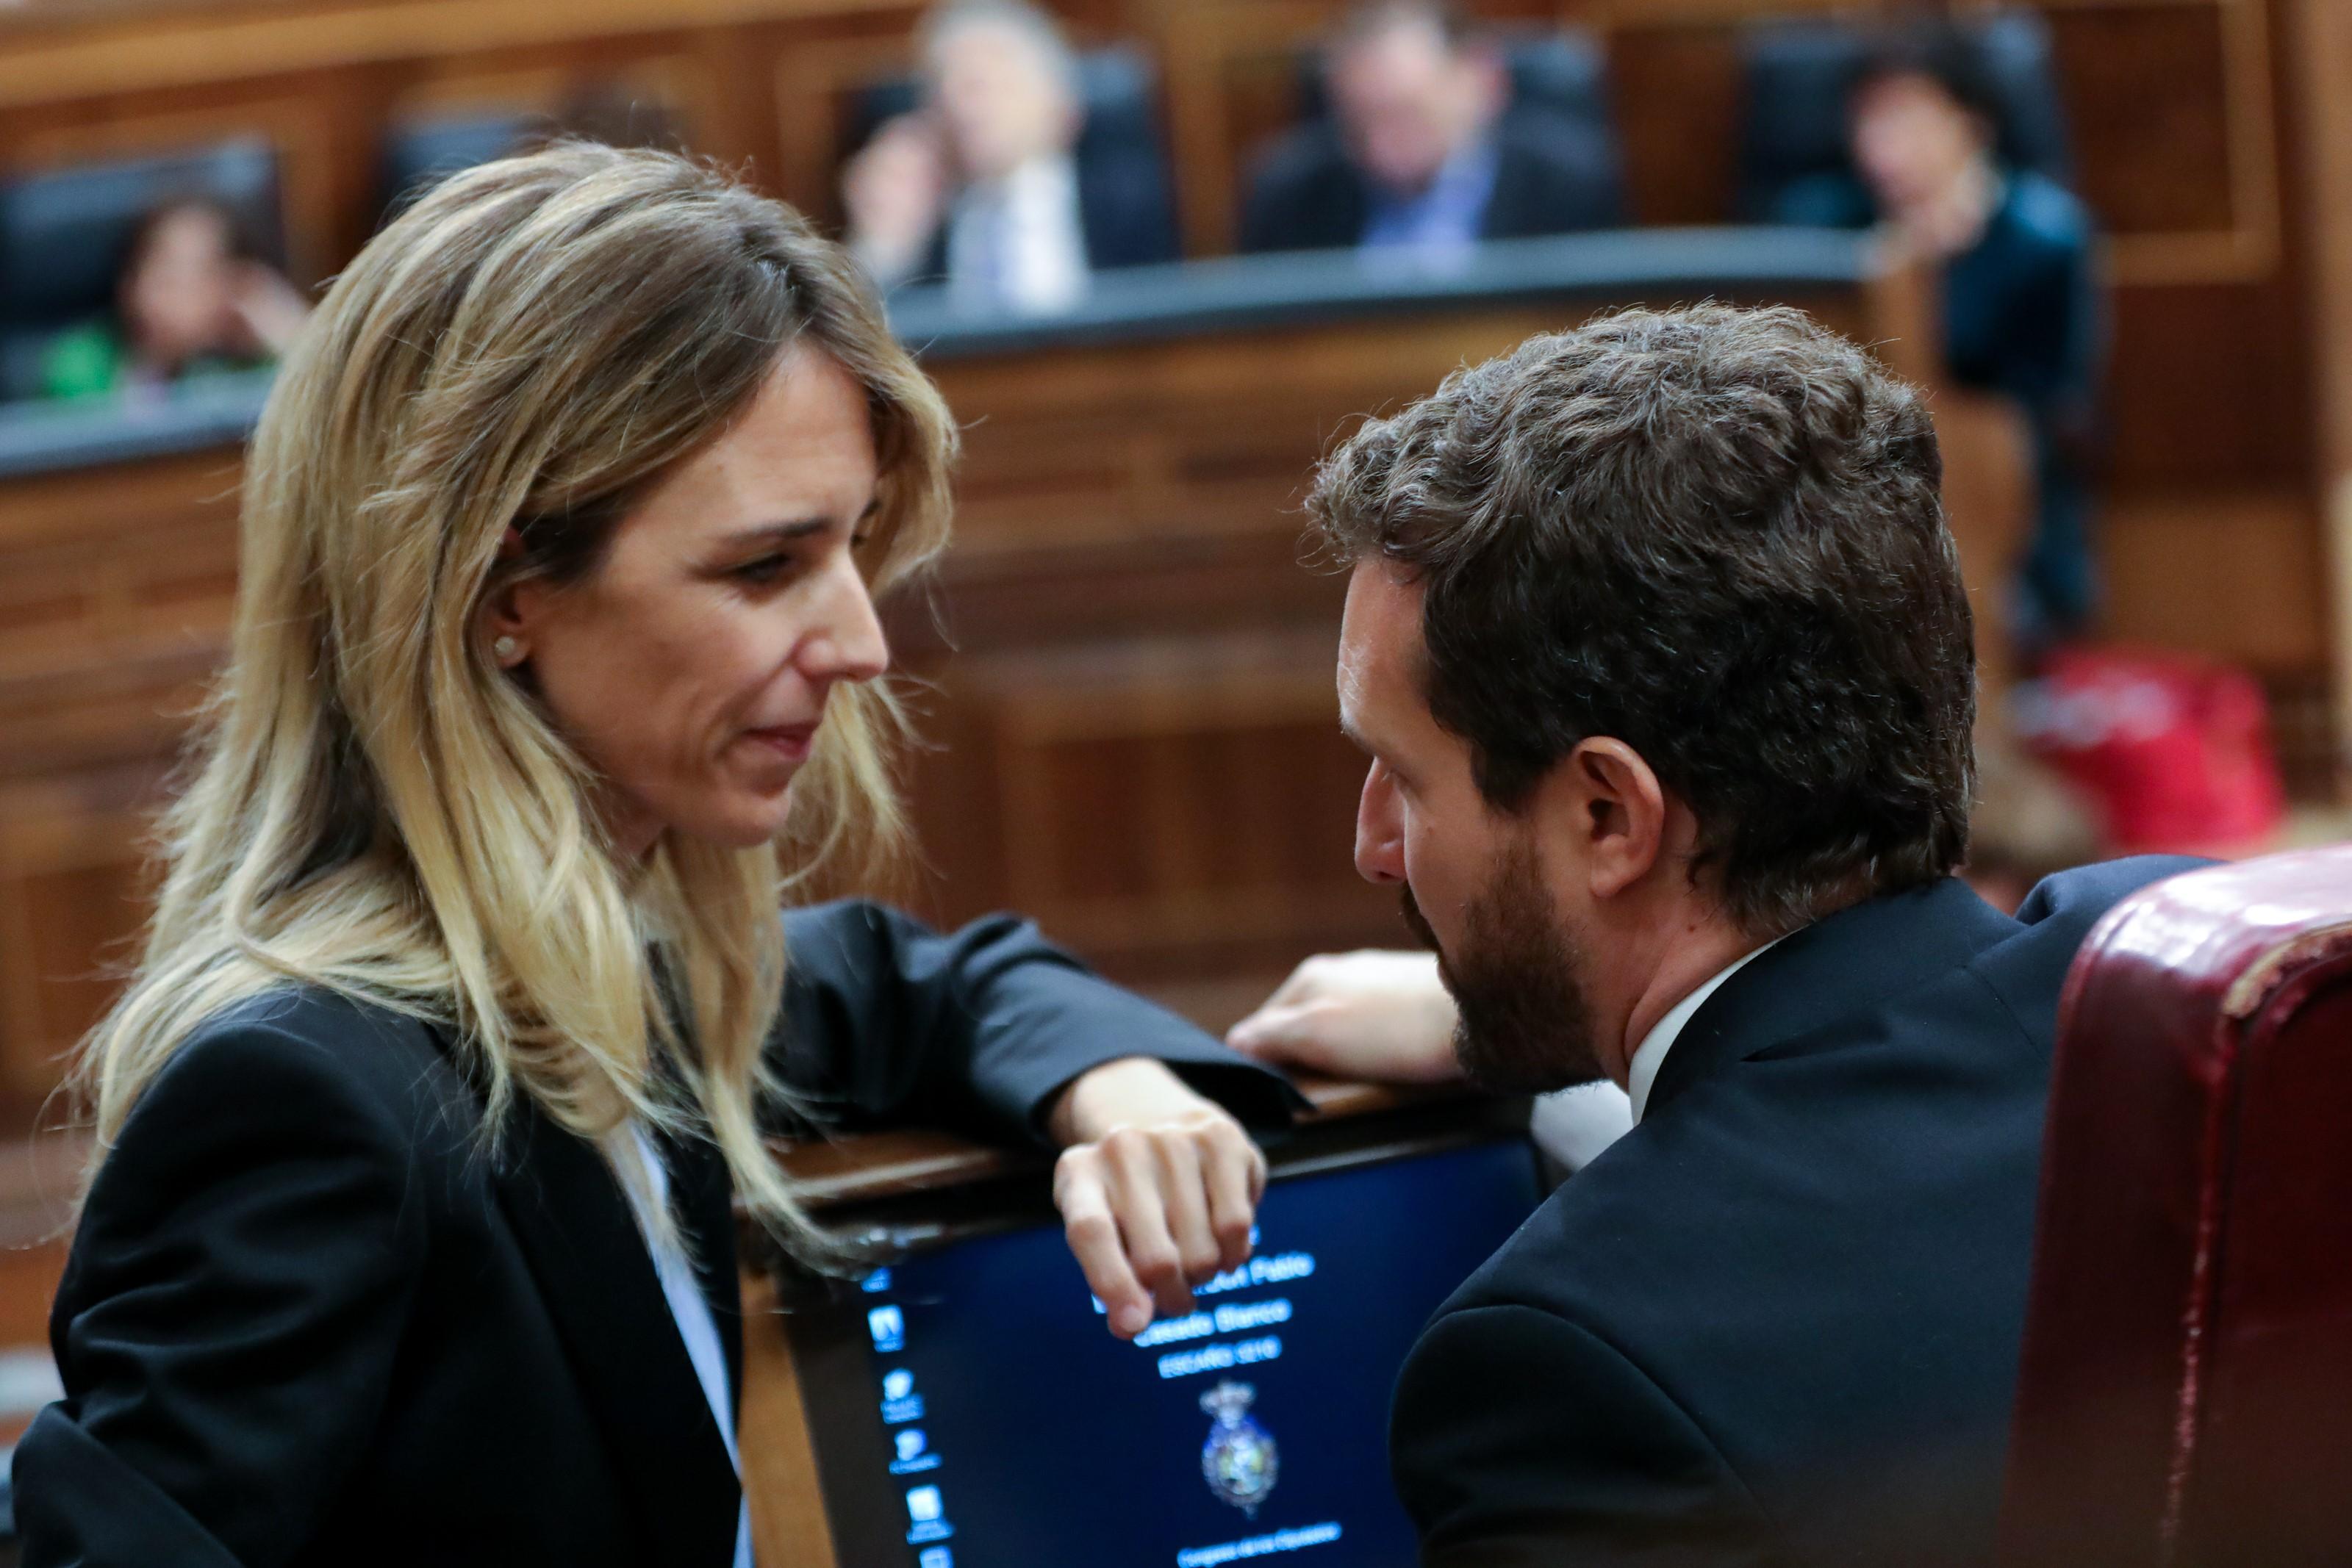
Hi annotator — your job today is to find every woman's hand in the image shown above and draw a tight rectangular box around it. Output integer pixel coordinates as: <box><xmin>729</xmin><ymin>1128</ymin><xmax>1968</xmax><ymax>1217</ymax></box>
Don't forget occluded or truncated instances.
<box><xmin>1047</xmin><ymin>1057</ymin><xmax>1267</xmax><ymax>1341</ymax></box>
<box><xmin>1225</xmin><ymin>950</ymin><xmax>1465</xmax><ymax>1084</ymax></box>
<box><xmin>226</xmin><ymin>262</ymin><xmax>312</xmax><ymax>356</ymax></box>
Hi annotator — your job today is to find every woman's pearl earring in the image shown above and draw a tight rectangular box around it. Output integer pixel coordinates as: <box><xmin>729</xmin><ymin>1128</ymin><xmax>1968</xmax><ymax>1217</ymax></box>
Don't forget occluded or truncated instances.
<box><xmin>492</xmin><ymin>636</ymin><xmax>520</xmax><ymax>664</ymax></box>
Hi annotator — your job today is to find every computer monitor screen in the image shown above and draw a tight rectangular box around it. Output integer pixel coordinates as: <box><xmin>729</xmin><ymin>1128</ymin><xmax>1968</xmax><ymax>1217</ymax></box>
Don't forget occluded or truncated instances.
<box><xmin>839</xmin><ymin>1136</ymin><xmax>1544</xmax><ymax>1568</ymax></box>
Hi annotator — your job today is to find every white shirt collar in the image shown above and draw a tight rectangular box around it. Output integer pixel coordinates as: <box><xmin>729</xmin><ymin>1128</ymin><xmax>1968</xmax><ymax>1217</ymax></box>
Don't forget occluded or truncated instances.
<box><xmin>1624</xmin><ymin>935</ymin><xmax>1790</xmax><ymax>1123</ymax></box>
<box><xmin>947</xmin><ymin>152</ymin><xmax>1087</xmax><ymax>314</ymax></box>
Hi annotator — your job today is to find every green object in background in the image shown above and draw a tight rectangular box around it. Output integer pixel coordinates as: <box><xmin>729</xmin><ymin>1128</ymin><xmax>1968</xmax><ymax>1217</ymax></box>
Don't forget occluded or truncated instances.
<box><xmin>37</xmin><ymin>320</ymin><xmax>124</xmax><ymax>402</ymax></box>
<box><xmin>34</xmin><ymin>319</ymin><xmax>270</xmax><ymax>403</ymax></box>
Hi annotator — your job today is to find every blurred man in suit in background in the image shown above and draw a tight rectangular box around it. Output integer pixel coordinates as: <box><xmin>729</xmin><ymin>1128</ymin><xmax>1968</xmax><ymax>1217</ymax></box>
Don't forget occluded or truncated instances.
<box><xmin>842</xmin><ymin>0</ymin><xmax>1177</xmax><ymax>313</ymax></box>
<box><xmin>1238</xmin><ymin>1</ymin><xmax>1621</xmax><ymax>268</ymax></box>
<box><xmin>1245</xmin><ymin>303</ymin><xmax>2196</xmax><ymax>1566</ymax></box>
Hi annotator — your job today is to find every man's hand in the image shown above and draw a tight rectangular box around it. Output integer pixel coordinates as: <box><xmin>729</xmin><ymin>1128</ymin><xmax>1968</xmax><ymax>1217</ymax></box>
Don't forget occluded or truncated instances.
<box><xmin>842</xmin><ymin>113</ymin><xmax>950</xmax><ymax>285</ymax></box>
<box><xmin>1225</xmin><ymin>950</ymin><xmax>1464</xmax><ymax>1084</ymax></box>
<box><xmin>1047</xmin><ymin>1057</ymin><xmax>1267</xmax><ymax>1341</ymax></box>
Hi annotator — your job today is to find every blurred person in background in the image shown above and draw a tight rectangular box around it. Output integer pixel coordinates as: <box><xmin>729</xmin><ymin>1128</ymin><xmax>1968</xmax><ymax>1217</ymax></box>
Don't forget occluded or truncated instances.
<box><xmin>1238</xmin><ymin>0</ymin><xmax>1622</xmax><ymax>268</ymax></box>
<box><xmin>840</xmin><ymin>0</ymin><xmax>1176</xmax><ymax>313</ymax></box>
<box><xmin>1777</xmin><ymin>26</ymin><xmax>2102</xmax><ymax>650</ymax></box>
<box><xmin>40</xmin><ymin>194</ymin><xmax>309</xmax><ymax>402</ymax></box>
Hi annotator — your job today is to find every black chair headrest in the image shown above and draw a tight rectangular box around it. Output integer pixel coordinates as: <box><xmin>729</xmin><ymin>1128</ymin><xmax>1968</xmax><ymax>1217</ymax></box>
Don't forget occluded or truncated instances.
<box><xmin>1735</xmin><ymin>11</ymin><xmax>2072</xmax><ymax>222</ymax></box>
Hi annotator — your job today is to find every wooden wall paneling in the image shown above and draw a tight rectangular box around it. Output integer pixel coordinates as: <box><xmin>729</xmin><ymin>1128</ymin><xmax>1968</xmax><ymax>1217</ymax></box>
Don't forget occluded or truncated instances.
<box><xmin>966</xmin><ymin>630</ymin><xmax>1399</xmax><ymax>979</ymax></box>
<box><xmin>2098</xmin><ymin>489</ymin><xmax>2328</xmax><ymax>672</ymax></box>
<box><xmin>387</xmin><ymin>46</ymin><xmax>723</xmax><ymax>154</ymax></box>
<box><xmin>0</xmin><ymin>1237</ymin><xmax>66</xmax><ymax>1361</ymax></box>
<box><xmin>0</xmin><ymin>0</ymin><xmax>915</xmax><ymax>112</ymax></box>
<box><xmin>767</xmin><ymin>15</ymin><xmax>928</xmax><ymax>227</ymax></box>
<box><xmin>2026</xmin><ymin>0</ymin><xmax>2281</xmax><ymax>287</ymax></box>
<box><xmin>0</xmin><ymin>512</ymin><xmax>237</xmax><ymax>666</ymax></box>
<box><xmin>1591</xmin><ymin>22</ymin><xmax>1746</xmax><ymax>228</ymax></box>
<box><xmin>0</xmin><ymin>780</ymin><xmax>163</xmax><ymax>1107</ymax></box>
<box><xmin>0</xmin><ymin>456</ymin><xmax>237</xmax><ymax>758</ymax></box>
<box><xmin>1935</xmin><ymin>389</ymin><xmax>2037</xmax><ymax>694</ymax></box>
<box><xmin>2285</xmin><ymin>0</ymin><xmax>2352</xmax><ymax>773</ymax></box>
<box><xmin>692</xmin><ymin>22</ymin><xmax>790</xmax><ymax>182</ymax></box>
<box><xmin>1150</xmin><ymin>0</ymin><xmax>1325</xmax><ymax>258</ymax></box>
<box><xmin>909</xmin><ymin>531</ymin><xmax>1351</xmax><ymax>661</ymax></box>
<box><xmin>2102</xmin><ymin>279</ymin><xmax>2315</xmax><ymax>489</ymax></box>
<box><xmin>0</xmin><ymin>448</ymin><xmax>236</xmax><ymax>1110</ymax></box>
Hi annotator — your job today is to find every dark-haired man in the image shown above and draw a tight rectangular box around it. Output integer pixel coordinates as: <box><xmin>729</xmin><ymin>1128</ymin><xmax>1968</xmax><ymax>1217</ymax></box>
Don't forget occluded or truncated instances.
<box><xmin>1235</xmin><ymin>305</ymin><xmax>2194</xmax><ymax>1565</ymax></box>
<box><xmin>1238</xmin><ymin>1</ymin><xmax>1622</xmax><ymax>265</ymax></box>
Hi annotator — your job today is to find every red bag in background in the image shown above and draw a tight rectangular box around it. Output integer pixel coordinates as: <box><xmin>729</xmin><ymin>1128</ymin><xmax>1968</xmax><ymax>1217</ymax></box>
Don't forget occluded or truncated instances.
<box><xmin>2009</xmin><ymin>645</ymin><xmax>2287</xmax><ymax>857</ymax></box>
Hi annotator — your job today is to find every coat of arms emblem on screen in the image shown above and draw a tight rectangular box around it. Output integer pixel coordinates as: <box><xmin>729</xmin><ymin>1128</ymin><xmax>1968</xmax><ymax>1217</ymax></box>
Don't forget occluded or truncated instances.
<box><xmin>1199</xmin><ymin>1379</ymin><xmax>1280</xmax><ymax>1517</ymax></box>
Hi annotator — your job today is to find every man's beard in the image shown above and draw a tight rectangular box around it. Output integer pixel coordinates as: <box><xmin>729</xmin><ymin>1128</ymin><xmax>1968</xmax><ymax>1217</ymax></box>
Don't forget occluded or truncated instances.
<box><xmin>1399</xmin><ymin>839</ymin><xmax>1607</xmax><ymax>1095</ymax></box>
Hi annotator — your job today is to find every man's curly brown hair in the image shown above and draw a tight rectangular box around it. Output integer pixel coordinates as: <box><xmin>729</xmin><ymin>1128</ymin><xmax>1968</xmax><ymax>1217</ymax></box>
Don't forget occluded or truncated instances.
<box><xmin>1311</xmin><ymin>303</ymin><xmax>1976</xmax><ymax>934</ymax></box>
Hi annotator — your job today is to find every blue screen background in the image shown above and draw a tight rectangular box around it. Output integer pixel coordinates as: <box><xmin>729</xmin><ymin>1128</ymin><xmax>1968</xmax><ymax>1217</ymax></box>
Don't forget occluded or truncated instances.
<box><xmin>852</xmin><ymin>1139</ymin><xmax>1544</xmax><ymax>1568</ymax></box>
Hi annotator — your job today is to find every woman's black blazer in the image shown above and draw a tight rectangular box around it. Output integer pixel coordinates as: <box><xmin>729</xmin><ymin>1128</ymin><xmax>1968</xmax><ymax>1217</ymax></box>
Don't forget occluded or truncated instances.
<box><xmin>12</xmin><ymin>902</ymin><xmax>1297</xmax><ymax>1568</ymax></box>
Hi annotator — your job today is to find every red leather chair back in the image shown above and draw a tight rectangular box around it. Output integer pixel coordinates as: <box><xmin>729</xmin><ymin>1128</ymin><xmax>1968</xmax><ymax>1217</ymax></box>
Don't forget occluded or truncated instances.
<box><xmin>1999</xmin><ymin>845</ymin><xmax>2352</xmax><ymax>1567</ymax></box>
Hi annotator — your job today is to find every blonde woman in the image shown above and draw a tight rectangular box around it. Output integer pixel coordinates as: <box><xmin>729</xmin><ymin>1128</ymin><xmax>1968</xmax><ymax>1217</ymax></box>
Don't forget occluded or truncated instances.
<box><xmin>15</xmin><ymin>143</ymin><xmax>1290</xmax><ymax>1567</ymax></box>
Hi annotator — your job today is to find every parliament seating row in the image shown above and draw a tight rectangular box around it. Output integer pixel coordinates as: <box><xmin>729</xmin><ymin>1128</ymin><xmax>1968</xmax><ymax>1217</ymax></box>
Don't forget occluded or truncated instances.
<box><xmin>0</xmin><ymin>10</ymin><xmax>2079</xmax><ymax>411</ymax></box>
<box><xmin>0</xmin><ymin>0</ymin><xmax>2319</xmax><ymax>700</ymax></box>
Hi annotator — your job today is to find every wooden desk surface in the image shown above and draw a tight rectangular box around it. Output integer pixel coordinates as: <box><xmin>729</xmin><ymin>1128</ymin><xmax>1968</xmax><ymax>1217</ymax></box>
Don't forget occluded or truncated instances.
<box><xmin>770</xmin><ymin>1071</ymin><xmax>1469</xmax><ymax>1212</ymax></box>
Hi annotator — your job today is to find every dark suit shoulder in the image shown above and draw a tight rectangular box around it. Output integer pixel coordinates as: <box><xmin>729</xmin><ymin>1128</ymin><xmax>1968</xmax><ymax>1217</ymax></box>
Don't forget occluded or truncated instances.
<box><xmin>102</xmin><ymin>985</ymin><xmax>479</xmax><ymax>1209</ymax></box>
<box><xmin>1409</xmin><ymin>871</ymin><xmax>2186</xmax><ymax>1565</ymax></box>
<box><xmin>1446</xmin><ymin>945</ymin><xmax>2042</xmax><ymax>1322</ymax></box>
<box><xmin>40</xmin><ymin>985</ymin><xmax>447</xmax><ymax>1566</ymax></box>
<box><xmin>1244</xmin><ymin>121</ymin><xmax>1349</xmax><ymax>193</ymax></box>
<box><xmin>1395</xmin><ymin>1301</ymin><xmax>1778</xmax><ymax>1565</ymax></box>
<box><xmin>2012</xmin><ymin>854</ymin><xmax>2205</xmax><ymax>933</ymax></box>
<box><xmin>179</xmin><ymin>982</ymin><xmax>461</xmax><ymax>1108</ymax></box>
<box><xmin>1236</xmin><ymin>123</ymin><xmax>1360</xmax><ymax>253</ymax></box>
<box><xmin>1493</xmin><ymin>108</ymin><xmax>1611</xmax><ymax>174</ymax></box>
<box><xmin>1485</xmin><ymin>109</ymin><xmax>1625</xmax><ymax>234</ymax></box>
<box><xmin>1962</xmin><ymin>854</ymin><xmax>2206</xmax><ymax>1044</ymax></box>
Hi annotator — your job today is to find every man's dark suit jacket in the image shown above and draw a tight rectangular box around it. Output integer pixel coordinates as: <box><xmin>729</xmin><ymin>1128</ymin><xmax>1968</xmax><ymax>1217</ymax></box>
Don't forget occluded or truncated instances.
<box><xmin>14</xmin><ymin>902</ymin><xmax>1297</xmax><ymax>1568</ymax></box>
<box><xmin>1237</xmin><ymin>109</ymin><xmax>1624</xmax><ymax>256</ymax></box>
<box><xmin>914</xmin><ymin>136</ymin><xmax>1180</xmax><ymax>282</ymax></box>
<box><xmin>1390</xmin><ymin>858</ymin><xmax>2202</xmax><ymax>1567</ymax></box>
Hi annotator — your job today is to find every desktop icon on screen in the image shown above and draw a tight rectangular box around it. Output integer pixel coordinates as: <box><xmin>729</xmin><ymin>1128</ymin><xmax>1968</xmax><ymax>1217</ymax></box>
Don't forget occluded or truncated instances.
<box><xmin>890</xmin><ymin>1426</ymin><xmax>942</xmax><ymax>1475</ymax></box>
<box><xmin>917</xmin><ymin>1551</ymin><xmax>954</xmax><ymax>1568</ymax></box>
<box><xmin>868</xmin><ymin>1305</ymin><xmax>906</xmax><ymax>1353</ymax></box>
<box><xmin>881</xmin><ymin>1367</ymin><xmax>926</xmax><ymax>1425</ymax></box>
<box><xmin>906</xmin><ymin>1485</ymin><xmax>954</xmax><ymax>1544</ymax></box>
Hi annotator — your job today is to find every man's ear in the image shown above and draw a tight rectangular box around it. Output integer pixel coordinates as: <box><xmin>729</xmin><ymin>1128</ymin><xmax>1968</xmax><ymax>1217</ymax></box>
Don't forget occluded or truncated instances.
<box><xmin>1532</xmin><ymin>738</ymin><xmax>1668</xmax><ymax>902</ymax></box>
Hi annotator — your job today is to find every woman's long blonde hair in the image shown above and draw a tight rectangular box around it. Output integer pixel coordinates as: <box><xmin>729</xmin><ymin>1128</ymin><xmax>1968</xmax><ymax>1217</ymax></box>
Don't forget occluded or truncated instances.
<box><xmin>71</xmin><ymin>143</ymin><xmax>956</xmax><ymax>1254</ymax></box>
